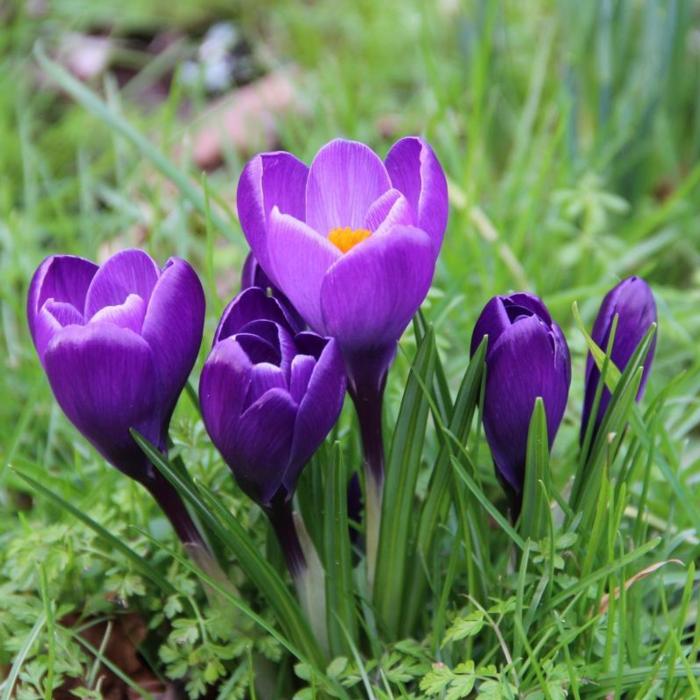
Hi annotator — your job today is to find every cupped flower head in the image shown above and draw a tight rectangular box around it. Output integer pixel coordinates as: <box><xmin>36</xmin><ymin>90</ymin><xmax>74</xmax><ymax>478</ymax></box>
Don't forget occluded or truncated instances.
<box><xmin>200</xmin><ymin>287</ymin><xmax>347</xmax><ymax>507</ymax></box>
<box><xmin>581</xmin><ymin>276</ymin><xmax>657</xmax><ymax>442</ymax></box>
<box><xmin>27</xmin><ymin>249</ymin><xmax>205</xmax><ymax>483</ymax></box>
<box><xmin>471</xmin><ymin>293</ymin><xmax>571</xmax><ymax>510</ymax></box>
<box><xmin>236</xmin><ymin>137</ymin><xmax>448</xmax><ymax>386</ymax></box>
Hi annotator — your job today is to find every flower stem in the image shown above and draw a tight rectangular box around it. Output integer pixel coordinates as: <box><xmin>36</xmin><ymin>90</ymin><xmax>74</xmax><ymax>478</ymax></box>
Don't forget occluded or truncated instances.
<box><xmin>145</xmin><ymin>473</ymin><xmax>208</xmax><ymax>549</ymax></box>
<box><xmin>348</xmin><ymin>365</ymin><xmax>387</xmax><ymax>593</ymax></box>
<box><xmin>265</xmin><ymin>496</ymin><xmax>328</xmax><ymax>653</ymax></box>
<box><xmin>144</xmin><ymin>473</ymin><xmax>239</xmax><ymax>605</ymax></box>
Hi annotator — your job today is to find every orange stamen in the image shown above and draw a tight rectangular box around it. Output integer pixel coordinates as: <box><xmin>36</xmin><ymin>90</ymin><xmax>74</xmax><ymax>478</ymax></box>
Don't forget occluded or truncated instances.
<box><xmin>327</xmin><ymin>226</ymin><xmax>371</xmax><ymax>253</ymax></box>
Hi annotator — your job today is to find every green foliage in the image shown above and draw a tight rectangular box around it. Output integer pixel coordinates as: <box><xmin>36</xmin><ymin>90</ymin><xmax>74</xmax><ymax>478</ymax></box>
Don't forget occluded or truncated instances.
<box><xmin>2</xmin><ymin>0</ymin><xmax>700</xmax><ymax>697</ymax></box>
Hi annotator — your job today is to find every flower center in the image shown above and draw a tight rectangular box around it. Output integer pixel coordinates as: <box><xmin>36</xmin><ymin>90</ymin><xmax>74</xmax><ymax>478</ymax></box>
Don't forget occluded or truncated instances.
<box><xmin>327</xmin><ymin>227</ymin><xmax>371</xmax><ymax>253</ymax></box>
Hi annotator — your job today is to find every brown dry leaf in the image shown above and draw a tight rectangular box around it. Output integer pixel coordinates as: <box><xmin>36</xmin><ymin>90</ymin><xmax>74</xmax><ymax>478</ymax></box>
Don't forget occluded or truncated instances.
<box><xmin>188</xmin><ymin>67</ymin><xmax>305</xmax><ymax>171</ymax></box>
<box><xmin>598</xmin><ymin>559</ymin><xmax>683</xmax><ymax>614</ymax></box>
<box><xmin>54</xmin><ymin>613</ymin><xmax>178</xmax><ymax>699</ymax></box>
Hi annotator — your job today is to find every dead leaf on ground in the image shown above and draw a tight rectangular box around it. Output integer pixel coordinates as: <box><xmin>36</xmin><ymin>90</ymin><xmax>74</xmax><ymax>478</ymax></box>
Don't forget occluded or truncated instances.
<box><xmin>187</xmin><ymin>67</ymin><xmax>306</xmax><ymax>171</ymax></box>
<box><xmin>52</xmin><ymin>612</ymin><xmax>180</xmax><ymax>699</ymax></box>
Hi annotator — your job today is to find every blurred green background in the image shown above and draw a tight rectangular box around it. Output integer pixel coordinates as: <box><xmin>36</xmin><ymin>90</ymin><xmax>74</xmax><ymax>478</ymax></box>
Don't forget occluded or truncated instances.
<box><xmin>1</xmin><ymin>0</ymin><xmax>699</xmax><ymax>694</ymax></box>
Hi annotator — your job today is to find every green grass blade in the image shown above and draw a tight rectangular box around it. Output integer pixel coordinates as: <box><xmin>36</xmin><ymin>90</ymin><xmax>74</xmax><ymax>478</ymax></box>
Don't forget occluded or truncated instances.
<box><xmin>130</xmin><ymin>430</ymin><xmax>325</xmax><ymax>668</ymax></box>
<box><xmin>0</xmin><ymin>613</ymin><xmax>46</xmax><ymax>700</ymax></box>
<box><xmin>12</xmin><ymin>468</ymin><xmax>175</xmax><ymax>594</ymax></box>
<box><xmin>373</xmin><ymin>326</ymin><xmax>437</xmax><ymax>637</ymax></box>
<box><xmin>519</xmin><ymin>397</ymin><xmax>550</xmax><ymax>541</ymax></box>
<box><xmin>323</xmin><ymin>444</ymin><xmax>357</xmax><ymax>657</ymax></box>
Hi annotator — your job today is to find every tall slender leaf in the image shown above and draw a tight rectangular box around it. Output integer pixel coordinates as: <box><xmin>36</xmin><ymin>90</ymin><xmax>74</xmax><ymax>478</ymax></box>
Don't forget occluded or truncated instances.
<box><xmin>323</xmin><ymin>444</ymin><xmax>357</xmax><ymax>656</ymax></box>
<box><xmin>373</xmin><ymin>327</ymin><xmax>437</xmax><ymax>637</ymax></box>
<box><xmin>130</xmin><ymin>430</ymin><xmax>325</xmax><ymax>668</ymax></box>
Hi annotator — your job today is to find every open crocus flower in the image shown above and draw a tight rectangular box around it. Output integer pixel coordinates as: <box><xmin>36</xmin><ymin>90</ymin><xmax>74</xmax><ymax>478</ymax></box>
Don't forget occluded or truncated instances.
<box><xmin>237</xmin><ymin>137</ymin><xmax>447</xmax><ymax>385</ymax></box>
<box><xmin>471</xmin><ymin>293</ymin><xmax>571</xmax><ymax>517</ymax></box>
<box><xmin>27</xmin><ymin>249</ymin><xmax>206</xmax><ymax>546</ymax></box>
<box><xmin>581</xmin><ymin>276</ymin><xmax>657</xmax><ymax>443</ymax></box>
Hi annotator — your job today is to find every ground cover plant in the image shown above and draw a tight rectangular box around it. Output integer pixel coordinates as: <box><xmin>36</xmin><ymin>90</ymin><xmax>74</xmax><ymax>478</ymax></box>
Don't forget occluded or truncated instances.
<box><xmin>1</xmin><ymin>1</ymin><xmax>700</xmax><ymax>698</ymax></box>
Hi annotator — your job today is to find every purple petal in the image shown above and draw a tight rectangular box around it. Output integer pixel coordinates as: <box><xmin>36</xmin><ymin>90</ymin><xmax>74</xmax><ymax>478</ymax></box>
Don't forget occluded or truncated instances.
<box><xmin>32</xmin><ymin>301</ymin><xmax>84</xmax><ymax>365</ymax></box>
<box><xmin>364</xmin><ymin>189</ymin><xmax>414</xmax><ymax>234</ymax></box>
<box><xmin>306</xmin><ymin>139</ymin><xmax>391</xmax><ymax>234</ymax></box>
<box><xmin>320</xmin><ymin>225</ymin><xmax>435</xmax><ymax>352</ymax></box>
<box><xmin>27</xmin><ymin>255</ymin><xmax>97</xmax><ymax>356</ymax></box>
<box><xmin>294</xmin><ymin>331</ymin><xmax>328</xmax><ymax>358</ymax></box>
<box><xmin>43</xmin><ymin>323</ymin><xmax>161</xmax><ymax>482</ymax></box>
<box><xmin>289</xmin><ymin>354</ymin><xmax>317</xmax><ymax>404</ymax></box>
<box><xmin>200</xmin><ymin>337</ymin><xmax>253</xmax><ymax>457</ymax></box>
<box><xmin>267</xmin><ymin>208</ymin><xmax>340</xmax><ymax>333</ymax></box>
<box><xmin>215</xmin><ymin>287</ymin><xmax>295</xmax><ymax>344</ymax></box>
<box><xmin>484</xmin><ymin>315</ymin><xmax>570</xmax><ymax>494</ymax></box>
<box><xmin>582</xmin><ymin>276</ymin><xmax>657</xmax><ymax>439</ymax></box>
<box><xmin>84</xmin><ymin>249</ymin><xmax>160</xmax><ymax>319</ymax></box>
<box><xmin>90</xmin><ymin>293</ymin><xmax>147</xmax><ymax>333</ymax></box>
<box><xmin>285</xmin><ymin>338</ymin><xmax>346</xmax><ymax>492</ymax></box>
<box><xmin>470</xmin><ymin>296</ymin><xmax>510</xmax><ymax>357</ymax></box>
<box><xmin>141</xmin><ymin>258</ymin><xmax>205</xmax><ymax>419</ymax></box>
<box><xmin>504</xmin><ymin>293</ymin><xmax>552</xmax><ymax>325</ymax></box>
<box><xmin>244</xmin><ymin>363</ymin><xmax>289</xmax><ymax>411</ymax></box>
<box><xmin>234</xmin><ymin>388</ymin><xmax>298</xmax><ymax>504</ymax></box>
<box><xmin>236</xmin><ymin>333</ymin><xmax>280</xmax><ymax>365</ymax></box>
<box><xmin>385</xmin><ymin>136</ymin><xmax>448</xmax><ymax>252</ymax></box>
<box><xmin>237</xmin><ymin>152</ymin><xmax>309</xmax><ymax>283</ymax></box>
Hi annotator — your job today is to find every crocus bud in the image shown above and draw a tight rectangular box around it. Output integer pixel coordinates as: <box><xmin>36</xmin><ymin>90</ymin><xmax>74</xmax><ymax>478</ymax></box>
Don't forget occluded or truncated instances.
<box><xmin>200</xmin><ymin>287</ymin><xmax>346</xmax><ymax>509</ymax></box>
<box><xmin>27</xmin><ymin>249</ymin><xmax>206</xmax><ymax>545</ymax></box>
<box><xmin>470</xmin><ymin>293</ymin><xmax>571</xmax><ymax>515</ymax></box>
<box><xmin>581</xmin><ymin>276</ymin><xmax>657</xmax><ymax>443</ymax></box>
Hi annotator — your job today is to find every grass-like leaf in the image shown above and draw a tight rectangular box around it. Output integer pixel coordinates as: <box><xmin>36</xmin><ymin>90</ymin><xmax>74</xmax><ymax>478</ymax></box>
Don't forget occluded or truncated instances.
<box><xmin>519</xmin><ymin>397</ymin><xmax>551</xmax><ymax>542</ymax></box>
<box><xmin>323</xmin><ymin>444</ymin><xmax>357</xmax><ymax>657</ymax></box>
<box><xmin>373</xmin><ymin>326</ymin><xmax>437</xmax><ymax>637</ymax></box>
<box><xmin>129</xmin><ymin>429</ymin><xmax>325</xmax><ymax>668</ymax></box>
<box><xmin>12</xmin><ymin>468</ymin><xmax>175</xmax><ymax>594</ymax></box>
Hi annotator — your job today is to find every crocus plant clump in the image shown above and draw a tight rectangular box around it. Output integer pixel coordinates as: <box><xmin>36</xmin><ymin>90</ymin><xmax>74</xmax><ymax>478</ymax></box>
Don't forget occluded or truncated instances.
<box><xmin>27</xmin><ymin>135</ymin><xmax>660</xmax><ymax>676</ymax></box>
<box><xmin>237</xmin><ymin>137</ymin><xmax>448</xmax><ymax>580</ymax></box>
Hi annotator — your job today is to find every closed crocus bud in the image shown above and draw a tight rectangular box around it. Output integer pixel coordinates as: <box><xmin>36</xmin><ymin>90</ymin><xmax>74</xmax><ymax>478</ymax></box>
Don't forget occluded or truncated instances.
<box><xmin>200</xmin><ymin>287</ymin><xmax>346</xmax><ymax>572</ymax></box>
<box><xmin>470</xmin><ymin>293</ymin><xmax>571</xmax><ymax>516</ymax></box>
<box><xmin>581</xmin><ymin>276</ymin><xmax>657</xmax><ymax>443</ymax></box>
<box><xmin>27</xmin><ymin>249</ymin><xmax>206</xmax><ymax>546</ymax></box>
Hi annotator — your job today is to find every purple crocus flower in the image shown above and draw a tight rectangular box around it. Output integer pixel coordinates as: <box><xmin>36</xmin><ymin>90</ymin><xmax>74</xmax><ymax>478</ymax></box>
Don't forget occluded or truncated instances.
<box><xmin>581</xmin><ymin>276</ymin><xmax>657</xmax><ymax>443</ymax></box>
<box><xmin>199</xmin><ymin>287</ymin><xmax>346</xmax><ymax>574</ymax></box>
<box><xmin>236</xmin><ymin>137</ymin><xmax>447</xmax><ymax>488</ymax></box>
<box><xmin>471</xmin><ymin>293</ymin><xmax>571</xmax><ymax>516</ymax></box>
<box><xmin>27</xmin><ymin>249</ymin><xmax>206</xmax><ymax>546</ymax></box>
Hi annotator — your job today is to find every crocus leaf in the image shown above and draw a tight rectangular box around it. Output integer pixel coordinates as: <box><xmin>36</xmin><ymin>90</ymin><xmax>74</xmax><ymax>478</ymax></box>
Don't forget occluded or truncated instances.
<box><xmin>569</xmin><ymin>321</ymin><xmax>657</xmax><ymax>515</ymax></box>
<box><xmin>129</xmin><ymin>429</ymin><xmax>325</xmax><ymax>668</ymax></box>
<box><xmin>519</xmin><ymin>397</ymin><xmax>551</xmax><ymax>542</ymax></box>
<box><xmin>401</xmin><ymin>337</ymin><xmax>488</xmax><ymax>634</ymax></box>
<box><xmin>373</xmin><ymin>326</ymin><xmax>437</xmax><ymax>638</ymax></box>
<box><xmin>323</xmin><ymin>444</ymin><xmax>358</xmax><ymax>657</ymax></box>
